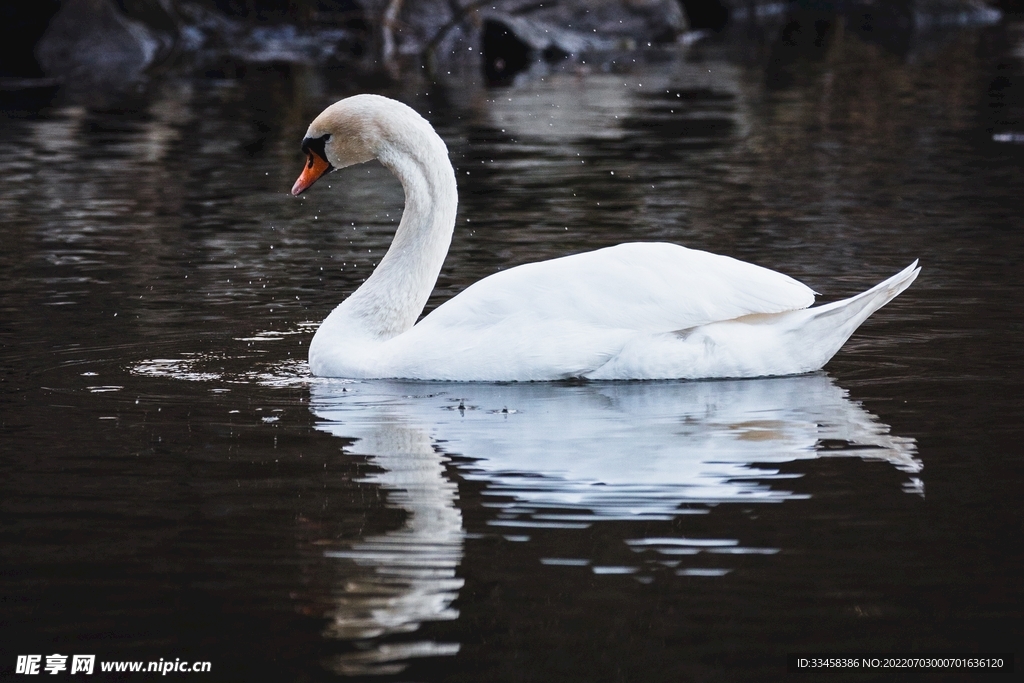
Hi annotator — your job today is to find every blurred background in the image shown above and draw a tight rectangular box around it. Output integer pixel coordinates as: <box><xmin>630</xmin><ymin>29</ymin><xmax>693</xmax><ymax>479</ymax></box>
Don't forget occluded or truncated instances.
<box><xmin>1</xmin><ymin>1</ymin><xmax>1018</xmax><ymax>91</ymax></box>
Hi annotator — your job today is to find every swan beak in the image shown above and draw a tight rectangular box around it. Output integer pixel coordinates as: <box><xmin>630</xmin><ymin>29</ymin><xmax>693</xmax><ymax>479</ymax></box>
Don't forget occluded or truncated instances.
<box><xmin>291</xmin><ymin>152</ymin><xmax>331</xmax><ymax>196</ymax></box>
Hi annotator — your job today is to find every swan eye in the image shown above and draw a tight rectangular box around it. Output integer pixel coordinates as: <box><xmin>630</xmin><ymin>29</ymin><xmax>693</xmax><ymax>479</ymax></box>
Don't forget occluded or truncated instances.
<box><xmin>299</xmin><ymin>131</ymin><xmax>331</xmax><ymax>158</ymax></box>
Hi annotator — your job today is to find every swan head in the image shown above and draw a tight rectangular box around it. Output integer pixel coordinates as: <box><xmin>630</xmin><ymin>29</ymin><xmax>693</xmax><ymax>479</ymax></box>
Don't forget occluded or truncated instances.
<box><xmin>291</xmin><ymin>94</ymin><xmax>435</xmax><ymax>196</ymax></box>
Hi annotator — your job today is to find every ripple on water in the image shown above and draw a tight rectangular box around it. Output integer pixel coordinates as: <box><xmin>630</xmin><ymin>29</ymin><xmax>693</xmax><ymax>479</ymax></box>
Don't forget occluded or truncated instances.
<box><xmin>131</xmin><ymin>351</ymin><xmax>317</xmax><ymax>388</ymax></box>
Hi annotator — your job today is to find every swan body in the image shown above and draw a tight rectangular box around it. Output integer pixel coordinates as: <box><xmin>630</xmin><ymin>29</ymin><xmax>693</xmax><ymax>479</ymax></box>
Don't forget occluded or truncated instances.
<box><xmin>293</xmin><ymin>94</ymin><xmax>919</xmax><ymax>381</ymax></box>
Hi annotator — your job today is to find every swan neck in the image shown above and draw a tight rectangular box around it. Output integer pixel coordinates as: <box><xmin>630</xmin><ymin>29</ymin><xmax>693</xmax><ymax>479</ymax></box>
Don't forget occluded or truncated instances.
<box><xmin>343</xmin><ymin>129</ymin><xmax>457</xmax><ymax>339</ymax></box>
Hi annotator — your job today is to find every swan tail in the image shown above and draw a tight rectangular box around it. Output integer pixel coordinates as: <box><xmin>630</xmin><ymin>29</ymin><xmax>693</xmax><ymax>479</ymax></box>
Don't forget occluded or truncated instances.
<box><xmin>586</xmin><ymin>262</ymin><xmax>920</xmax><ymax>380</ymax></box>
<box><xmin>801</xmin><ymin>260</ymin><xmax>919</xmax><ymax>338</ymax></box>
<box><xmin>768</xmin><ymin>260</ymin><xmax>921</xmax><ymax>373</ymax></box>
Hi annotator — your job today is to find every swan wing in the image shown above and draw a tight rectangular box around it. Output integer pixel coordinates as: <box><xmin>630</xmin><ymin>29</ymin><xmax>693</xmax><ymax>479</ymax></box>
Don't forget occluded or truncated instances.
<box><xmin>423</xmin><ymin>242</ymin><xmax>814</xmax><ymax>333</ymax></box>
<box><xmin>378</xmin><ymin>243</ymin><xmax>814</xmax><ymax>380</ymax></box>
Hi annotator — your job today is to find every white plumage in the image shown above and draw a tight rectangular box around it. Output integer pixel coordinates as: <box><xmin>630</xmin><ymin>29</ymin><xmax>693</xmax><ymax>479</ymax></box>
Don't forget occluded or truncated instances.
<box><xmin>292</xmin><ymin>94</ymin><xmax>918</xmax><ymax>381</ymax></box>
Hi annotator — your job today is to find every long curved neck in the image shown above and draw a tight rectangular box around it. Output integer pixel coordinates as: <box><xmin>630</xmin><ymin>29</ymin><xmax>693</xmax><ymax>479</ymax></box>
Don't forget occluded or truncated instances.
<box><xmin>341</xmin><ymin>128</ymin><xmax>457</xmax><ymax>340</ymax></box>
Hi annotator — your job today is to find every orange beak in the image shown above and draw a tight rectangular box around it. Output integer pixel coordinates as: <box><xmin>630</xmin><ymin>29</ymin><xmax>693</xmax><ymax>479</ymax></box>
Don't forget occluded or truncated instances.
<box><xmin>291</xmin><ymin>152</ymin><xmax>331</xmax><ymax>196</ymax></box>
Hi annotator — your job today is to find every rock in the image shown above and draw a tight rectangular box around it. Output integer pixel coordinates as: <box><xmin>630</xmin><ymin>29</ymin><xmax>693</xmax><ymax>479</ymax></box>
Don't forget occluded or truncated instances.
<box><xmin>35</xmin><ymin>0</ymin><xmax>175</xmax><ymax>87</ymax></box>
<box><xmin>177</xmin><ymin>2</ymin><xmax>359</xmax><ymax>65</ymax></box>
<box><xmin>388</xmin><ymin>0</ymin><xmax>687</xmax><ymax>84</ymax></box>
<box><xmin>725</xmin><ymin>0</ymin><xmax>1002</xmax><ymax>28</ymax></box>
<box><xmin>911</xmin><ymin>0</ymin><xmax>1002</xmax><ymax>27</ymax></box>
<box><xmin>396</xmin><ymin>0</ymin><xmax>686</xmax><ymax>57</ymax></box>
<box><xmin>479</xmin><ymin>13</ymin><xmax>616</xmax><ymax>84</ymax></box>
<box><xmin>173</xmin><ymin>1</ymin><xmax>365</xmax><ymax>69</ymax></box>
<box><xmin>507</xmin><ymin>0</ymin><xmax>688</xmax><ymax>44</ymax></box>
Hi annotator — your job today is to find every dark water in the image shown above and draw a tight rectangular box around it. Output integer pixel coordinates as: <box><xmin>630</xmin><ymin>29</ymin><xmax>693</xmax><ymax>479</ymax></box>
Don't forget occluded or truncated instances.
<box><xmin>2</xmin><ymin>19</ymin><xmax>1023</xmax><ymax>682</ymax></box>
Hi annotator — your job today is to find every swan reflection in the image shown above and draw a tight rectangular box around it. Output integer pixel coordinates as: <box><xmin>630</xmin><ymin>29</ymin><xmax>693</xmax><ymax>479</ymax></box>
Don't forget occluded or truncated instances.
<box><xmin>313</xmin><ymin>417</ymin><xmax>464</xmax><ymax>676</ymax></box>
<box><xmin>308</xmin><ymin>373</ymin><xmax>918</xmax><ymax>673</ymax></box>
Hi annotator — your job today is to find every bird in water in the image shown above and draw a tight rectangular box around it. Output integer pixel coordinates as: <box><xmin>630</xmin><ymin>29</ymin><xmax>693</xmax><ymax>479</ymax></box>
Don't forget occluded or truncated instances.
<box><xmin>291</xmin><ymin>94</ymin><xmax>918</xmax><ymax>381</ymax></box>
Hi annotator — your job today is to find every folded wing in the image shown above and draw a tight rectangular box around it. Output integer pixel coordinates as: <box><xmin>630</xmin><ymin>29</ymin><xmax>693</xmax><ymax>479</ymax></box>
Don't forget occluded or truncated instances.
<box><xmin>381</xmin><ymin>243</ymin><xmax>816</xmax><ymax>380</ymax></box>
<box><xmin>423</xmin><ymin>242</ymin><xmax>815</xmax><ymax>333</ymax></box>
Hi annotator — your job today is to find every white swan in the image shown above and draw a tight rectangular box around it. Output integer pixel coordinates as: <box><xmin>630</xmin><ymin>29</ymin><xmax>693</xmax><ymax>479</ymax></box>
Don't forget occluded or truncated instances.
<box><xmin>292</xmin><ymin>94</ymin><xmax>918</xmax><ymax>381</ymax></box>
